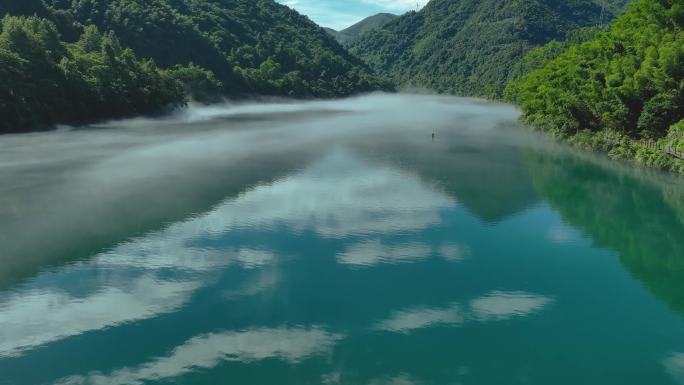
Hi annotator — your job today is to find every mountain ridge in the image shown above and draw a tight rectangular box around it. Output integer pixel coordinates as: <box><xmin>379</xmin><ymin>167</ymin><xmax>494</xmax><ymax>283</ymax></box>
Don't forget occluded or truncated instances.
<box><xmin>44</xmin><ymin>0</ymin><xmax>387</xmax><ymax>97</ymax></box>
<box><xmin>327</xmin><ymin>13</ymin><xmax>398</xmax><ymax>45</ymax></box>
<box><xmin>0</xmin><ymin>0</ymin><xmax>390</xmax><ymax>133</ymax></box>
<box><xmin>349</xmin><ymin>0</ymin><xmax>631</xmax><ymax>98</ymax></box>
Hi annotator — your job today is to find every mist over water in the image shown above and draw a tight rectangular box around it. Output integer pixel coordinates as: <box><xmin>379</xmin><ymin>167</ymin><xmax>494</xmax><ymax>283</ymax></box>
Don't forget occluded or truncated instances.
<box><xmin>2</xmin><ymin>94</ymin><xmax>684</xmax><ymax>385</ymax></box>
<box><xmin>0</xmin><ymin>94</ymin><xmax>524</xmax><ymax>285</ymax></box>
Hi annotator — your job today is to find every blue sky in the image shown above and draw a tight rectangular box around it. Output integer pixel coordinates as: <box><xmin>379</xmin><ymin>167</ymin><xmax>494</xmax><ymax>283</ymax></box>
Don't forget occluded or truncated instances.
<box><xmin>277</xmin><ymin>0</ymin><xmax>428</xmax><ymax>30</ymax></box>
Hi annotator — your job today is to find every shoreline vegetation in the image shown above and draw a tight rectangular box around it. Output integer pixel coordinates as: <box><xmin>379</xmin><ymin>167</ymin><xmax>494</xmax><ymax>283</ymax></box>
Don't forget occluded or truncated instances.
<box><xmin>505</xmin><ymin>0</ymin><xmax>684</xmax><ymax>175</ymax></box>
<box><xmin>2</xmin><ymin>0</ymin><xmax>684</xmax><ymax>177</ymax></box>
<box><xmin>531</xmin><ymin>127</ymin><xmax>684</xmax><ymax>175</ymax></box>
<box><xmin>341</xmin><ymin>0</ymin><xmax>684</xmax><ymax>176</ymax></box>
<box><xmin>0</xmin><ymin>0</ymin><xmax>390</xmax><ymax>134</ymax></box>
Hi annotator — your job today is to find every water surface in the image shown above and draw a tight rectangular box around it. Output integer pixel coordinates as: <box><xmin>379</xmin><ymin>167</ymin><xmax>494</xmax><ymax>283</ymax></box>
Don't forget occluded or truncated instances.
<box><xmin>2</xmin><ymin>94</ymin><xmax>684</xmax><ymax>385</ymax></box>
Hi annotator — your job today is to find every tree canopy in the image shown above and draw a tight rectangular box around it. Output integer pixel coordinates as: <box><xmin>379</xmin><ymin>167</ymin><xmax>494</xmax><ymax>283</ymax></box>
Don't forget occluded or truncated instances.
<box><xmin>0</xmin><ymin>14</ymin><xmax>183</xmax><ymax>133</ymax></box>
<box><xmin>43</xmin><ymin>0</ymin><xmax>388</xmax><ymax>97</ymax></box>
<box><xmin>349</xmin><ymin>0</ymin><xmax>630</xmax><ymax>98</ymax></box>
<box><xmin>506</xmin><ymin>0</ymin><xmax>684</xmax><ymax>172</ymax></box>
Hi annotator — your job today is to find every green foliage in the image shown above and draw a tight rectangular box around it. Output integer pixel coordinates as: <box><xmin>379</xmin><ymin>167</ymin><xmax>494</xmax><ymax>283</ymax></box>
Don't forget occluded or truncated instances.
<box><xmin>349</xmin><ymin>0</ymin><xmax>630</xmax><ymax>98</ymax></box>
<box><xmin>168</xmin><ymin>63</ymin><xmax>223</xmax><ymax>103</ymax></box>
<box><xmin>0</xmin><ymin>0</ymin><xmax>390</xmax><ymax>132</ymax></box>
<box><xmin>667</xmin><ymin>119</ymin><xmax>684</xmax><ymax>152</ymax></box>
<box><xmin>0</xmin><ymin>15</ymin><xmax>184</xmax><ymax>133</ymax></box>
<box><xmin>506</xmin><ymin>27</ymin><xmax>603</xmax><ymax>91</ymax></box>
<box><xmin>508</xmin><ymin>0</ymin><xmax>684</xmax><ymax>174</ymax></box>
<box><xmin>0</xmin><ymin>0</ymin><xmax>81</xmax><ymax>40</ymax></box>
<box><xmin>45</xmin><ymin>0</ymin><xmax>389</xmax><ymax>97</ymax></box>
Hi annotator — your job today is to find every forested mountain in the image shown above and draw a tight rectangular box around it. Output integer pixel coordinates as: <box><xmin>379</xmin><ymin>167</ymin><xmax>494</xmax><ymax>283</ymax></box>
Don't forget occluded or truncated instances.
<box><xmin>0</xmin><ymin>0</ymin><xmax>387</xmax><ymax>133</ymax></box>
<box><xmin>506</xmin><ymin>26</ymin><xmax>604</xmax><ymax>86</ymax></box>
<box><xmin>326</xmin><ymin>13</ymin><xmax>397</xmax><ymax>45</ymax></box>
<box><xmin>0</xmin><ymin>14</ymin><xmax>185</xmax><ymax>133</ymax></box>
<box><xmin>349</xmin><ymin>0</ymin><xmax>630</xmax><ymax>98</ymax></box>
<box><xmin>507</xmin><ymin>0</ymin><xmax>684</xmax><ymax>173</ymax></box>
<box><xmin>45</xmin><ymin>0</ymin><xmax>386</xmax><ymax>96</ymax></box>
<box><xmin>323</xmin><ymin>27</ymin><xmax>339</xmax><ymax>38</ymax></box>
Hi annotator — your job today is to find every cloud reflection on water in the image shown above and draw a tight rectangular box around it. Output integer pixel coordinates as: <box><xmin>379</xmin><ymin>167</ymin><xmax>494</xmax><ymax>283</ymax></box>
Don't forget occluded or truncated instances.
<box><xmin>665</xmin><ymin>353</ymin><xmax>684</xmax><ymax>384</ymax></box>
<box><xmin>57</xmin><ymin>327</ymin><xmax>342</xmax><ymax>385</ymax></box>
<box><xmin>376</xmin><ymin>291</ymin><xmax>554</xmax><ymax>334</ymax></box>
<box><xmin>0</xmin><ymin>277</ymin><xmax>197</xmax><ymax>358</ymax></box>
<box><xmin>376</xmin><ymin>303</ymin><xmax>465</xmax><ymax>333</ymax></box>
<box><xmin>200</xmin><ymin>149</ymin><xmax>455</xmax><ymax>239</ymax></box>
<box><xmin>469</xmin><ymin>291</ymin><xmax>553</xmax><ymax>322</ymax></box>
<box><xmin>0</xmin><ymin>149</ymin><xmax>456</xmax><ymax>359</ymax></box>
<box><xmin>367</xmin><ymin>374</ymin><xmax>423</xmax><ymax>385</ymax></box>
<box><xmin>337</xmin><ymin>240</ymin><xmax>432</xmax><ymax>267</ymax></box>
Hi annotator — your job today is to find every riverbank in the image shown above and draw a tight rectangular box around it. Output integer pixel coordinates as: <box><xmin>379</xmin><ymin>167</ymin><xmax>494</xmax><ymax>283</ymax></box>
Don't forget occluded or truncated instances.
<box><xmin>568</xmin><ymin>130</ymin><xmax>684</xmax><ymax>175</ymax></box>
<box><xmin>520</xmin><ymin>122</ymin><xmax>684</xmax><ymax>176</ymax></box>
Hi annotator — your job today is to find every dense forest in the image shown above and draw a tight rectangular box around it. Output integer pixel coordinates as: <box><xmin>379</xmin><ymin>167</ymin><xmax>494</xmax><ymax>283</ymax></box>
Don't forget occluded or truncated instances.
<box><xmin>348</xmin><ymin>0</ymin><xmax>630</xmax><ymax>98</ymax></box>
<box><xmin>507</xmin><ymin>0</ymin><xmax>684</xmax><ymax>173</ymax></box>
<box><xmin>0</xmin><ymin>14</ymin><xmax>185</xmax><ymax>133</ymax></box>
<box><xmin>0</xmin><ymin>0</ymin><xmax>387</xmax><ymax>133</ymax></box>
<box><xmin>43</xmin><ymin>0</ymin><xmax>387</xmax><ymax>96</ymax></box>
<box><xmin>5</xmin><ymin>0</ymin><xmax>684</xmax><ymax>179</ymax></box>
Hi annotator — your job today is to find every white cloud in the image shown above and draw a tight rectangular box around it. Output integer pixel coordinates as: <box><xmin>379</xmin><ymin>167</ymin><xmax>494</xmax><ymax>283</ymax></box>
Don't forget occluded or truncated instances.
<box><xmin>376</xmin><ymin>303</ymin><xmax>464</xmax><ymax>333</ymax></box>
<box><xmin>0</xmin><ymin>277</ymin><xmax>197</xmax><ymax>358</ymax></box>
<box><xmin>0</xmin><ymin>198</ymin><xmax>281</xmax><ymax>358</ymax></box>
<box><xmin>368</xmin><ymin>374</ymin><xmax>423</xmax><ymax>385</ymax></box>
<box><xmin>0</xmin><ymin>149</ymin><xmax>453</xmax><ymax>358</ymax></box>
<box><xmin>57</xmin><ymin>327</ymin><xmax>342</xmax><ymax>385</ymax></box>
<box><xmin>337</xmin><ymin>240</ymin><xmax>432</xmax><ymax>267</ymax></box>
<box><xmin>337</xmin><ymin>240</ymin><xmax>469</xmax><ymax>267</ymax></box>
<box><xmin>198</xmin><ymin>149</ymin><xmax>454</xmax><ymax>239</ymax></box>
<box><xmin>438</xmin><ymin>242</ymin><xmax>469</xmax><ymax>262</ymax></box>
<box><xmin>469</xmin><ymin>291</ymin><xmax>553</xmax><ymax>322</ymax></box>
<box><xmin>665</xmin><ymin>353</ymin><xmax>684</xmax><ymax>384</ymax></box>
<box><xmin>376</xmin><ymin>291</ymin><xmax>554</xmax><ymax>334</ymax></box>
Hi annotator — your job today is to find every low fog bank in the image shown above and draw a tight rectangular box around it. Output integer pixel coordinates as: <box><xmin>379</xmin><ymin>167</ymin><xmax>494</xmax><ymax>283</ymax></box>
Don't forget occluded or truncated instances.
<box><xmin>0</xmin><ymin>93</ymin><xmax>531</xmax><ymax>287</ymax></box>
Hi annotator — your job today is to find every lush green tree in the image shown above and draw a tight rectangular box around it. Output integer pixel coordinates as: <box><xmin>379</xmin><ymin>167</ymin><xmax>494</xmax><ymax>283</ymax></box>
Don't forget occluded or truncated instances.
<box><xmin>349</xmin><ymin>0</ymin><xmax>631</xmax><ymax>98</ymax></box>
<box><xmin>168</xmin><ymin>63</ymin><xmax>223</xmax><ymax>103</ymax></box>
<box><xmin>0</xmin><ymin>0</ymin><xmax>391</xmax><ymax>132</ymax></box>
<box><xmin>667</xmin><ymin>119</ymin><xmax>684</xmax><ymax>153</ymax></box>
<box><xmin>0</xmin><ymin>15</ymin><xmax>184</xmax><ymax>133</ymax></box>
<box><xmin>508</xmin><ymin>0</ymin><xmax>684</xmax><ymax>140</ymax></box>
<box><xmin>44</xmin><ymin>0</ymin><xmax>390</xmax><ymax>97</ymax></box>
<box><xmin>506</xmin><ymin>27</ymin><xmax>604</xmax><ymax>87</ymax></box>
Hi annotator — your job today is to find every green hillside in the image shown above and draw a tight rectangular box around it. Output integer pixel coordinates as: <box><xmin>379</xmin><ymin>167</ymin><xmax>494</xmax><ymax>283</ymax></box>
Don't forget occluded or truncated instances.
<box><xmin>0</xmin><ymin>0</ymin><xmax>387</xmax><ymax>133</ymax></box>
<box><xmin>349</xmin><ymin>0</ymin><xmax>630</xmax><ymax>98</ymax></box>
<box><xmin>46</xmin><ymin>0</ymin><xmax>387</xmax><ymax>96</ymax></box>
<box><xmin>0</xmin><ymin>13</ymin><xmax>185</xmax><ymax>133</ymax></box>
<box><xmin>507</xmin><ymin>0</ymin><xmax>684</xmax><ymax>173</ymax></box>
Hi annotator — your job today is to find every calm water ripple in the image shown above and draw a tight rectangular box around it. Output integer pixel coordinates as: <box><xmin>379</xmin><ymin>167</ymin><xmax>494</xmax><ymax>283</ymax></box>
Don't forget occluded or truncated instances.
<box><xmin>1</xmin><ymin>94</ymin><xmax>684</xmax><ymax>385</ymax></box>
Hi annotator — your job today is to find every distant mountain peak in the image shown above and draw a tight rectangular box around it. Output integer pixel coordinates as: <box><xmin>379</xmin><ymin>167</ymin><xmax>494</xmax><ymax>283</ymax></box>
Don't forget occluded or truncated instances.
<box><xmin>326</xmin><ymin>12</ymin><xmax>398</xmax><ymax>45</ymax></box>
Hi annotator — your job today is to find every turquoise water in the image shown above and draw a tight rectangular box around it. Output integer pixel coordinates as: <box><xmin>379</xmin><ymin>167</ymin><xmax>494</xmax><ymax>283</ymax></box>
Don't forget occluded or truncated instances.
<box><xmin>1</xmin><ymin>95</ymin><xmax>684</xmax><ymax>385</ymax></box>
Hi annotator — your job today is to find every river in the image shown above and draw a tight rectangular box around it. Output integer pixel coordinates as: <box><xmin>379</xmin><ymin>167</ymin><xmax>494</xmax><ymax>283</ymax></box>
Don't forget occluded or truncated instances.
<box><xmin>1</xmin><ymin>94</ymin><xmax>684</xmax><ymax>385</ymax></box>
